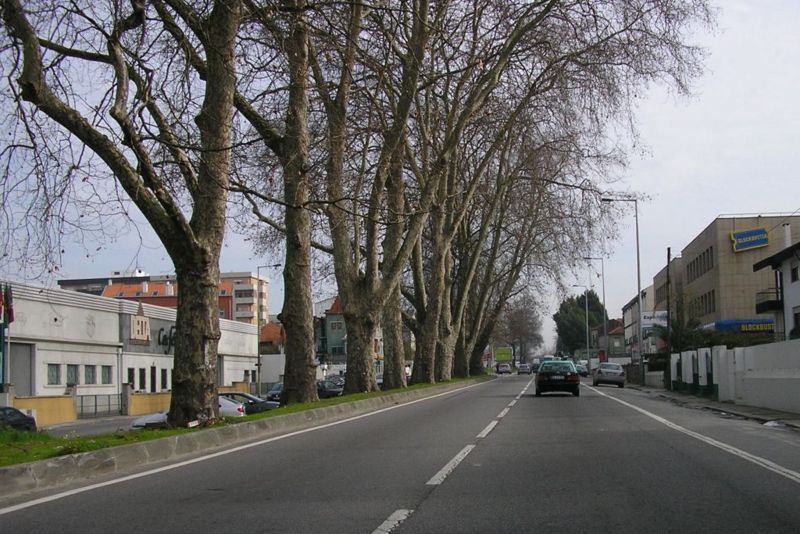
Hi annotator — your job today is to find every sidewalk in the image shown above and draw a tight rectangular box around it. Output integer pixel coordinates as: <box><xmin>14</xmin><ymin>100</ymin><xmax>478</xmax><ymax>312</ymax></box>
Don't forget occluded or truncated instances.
<box><xmin>43</xmin><ymin>415</ymin><xmax>142</xmax><ymax>438</ymax></box>
<box><xmin>627</xmin><ymin>383</ymin><xmax>800</xmax><ymax>431</ymax></box>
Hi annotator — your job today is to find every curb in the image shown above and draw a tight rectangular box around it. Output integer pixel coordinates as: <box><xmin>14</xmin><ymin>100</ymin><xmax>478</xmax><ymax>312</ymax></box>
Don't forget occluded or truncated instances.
<box><xmin>0</xmin><ymin>379</ymin><xmax>487</xmax><ymax>501</ymax></box>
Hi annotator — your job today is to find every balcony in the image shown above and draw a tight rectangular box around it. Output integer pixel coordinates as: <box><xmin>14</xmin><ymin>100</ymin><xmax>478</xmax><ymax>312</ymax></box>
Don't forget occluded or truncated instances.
<box><xmin>755</xmin><ymin>288</ymin><xmax>782</xmax><ymax>314</ymax></box>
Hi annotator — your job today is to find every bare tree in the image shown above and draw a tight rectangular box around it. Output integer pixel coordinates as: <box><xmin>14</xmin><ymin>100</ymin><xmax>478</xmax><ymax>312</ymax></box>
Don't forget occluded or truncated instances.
<box><xmin>1</xmin><ymin>0</ymin><xmax>242</xmax><ymax>425</ymax></box>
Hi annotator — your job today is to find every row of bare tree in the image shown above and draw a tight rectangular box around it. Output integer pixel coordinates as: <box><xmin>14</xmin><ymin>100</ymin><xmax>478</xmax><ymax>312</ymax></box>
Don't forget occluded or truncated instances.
<box><xmin>0</xmin><ymin>0</ymin><xmax>712</xmax><ymax>425</ymax></box>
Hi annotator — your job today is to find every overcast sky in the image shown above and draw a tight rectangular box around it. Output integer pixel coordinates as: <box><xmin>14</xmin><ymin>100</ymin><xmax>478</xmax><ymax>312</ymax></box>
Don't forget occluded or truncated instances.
<box><xmin>551</xmin><ymin>0</ymin><xmax>800</xmax><ymax>350</ymax></box>
<box><xmin>7</xmin><ymin>2</ymin><xmax>800</xmax><ymax>350</ymax></box>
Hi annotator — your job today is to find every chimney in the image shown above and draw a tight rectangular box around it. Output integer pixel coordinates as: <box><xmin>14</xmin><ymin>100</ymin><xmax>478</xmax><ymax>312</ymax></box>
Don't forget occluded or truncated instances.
<box><xmin>142</xmin><ymin>281</ymin><xmax>148</xmax><ymax>294</ymax></box>
<box><xmin>783</xmin><ymin>223</ymin><xmax>792</xmax><ymax>248</ymax></box>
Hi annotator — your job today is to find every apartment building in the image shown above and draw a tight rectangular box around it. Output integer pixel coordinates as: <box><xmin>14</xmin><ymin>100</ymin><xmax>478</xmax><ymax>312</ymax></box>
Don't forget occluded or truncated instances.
<box><xmin>59</xmin><ymin>270</ymin><xmax>269</xmax><ymax>327</ymax></box>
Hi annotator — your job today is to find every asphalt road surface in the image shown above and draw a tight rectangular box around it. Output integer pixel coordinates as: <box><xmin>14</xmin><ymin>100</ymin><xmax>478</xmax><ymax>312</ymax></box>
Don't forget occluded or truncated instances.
<box><xmin>3</xmin><ymin>376</ymin><xmax>800</xmax><ymax>533</ymax></box>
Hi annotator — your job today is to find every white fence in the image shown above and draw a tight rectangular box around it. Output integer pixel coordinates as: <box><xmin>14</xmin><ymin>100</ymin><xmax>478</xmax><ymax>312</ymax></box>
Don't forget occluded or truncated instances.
<box><xmin>670</xmin><ymin>339</ymin><xmax>800</xmax><ymax>414</ymax></box>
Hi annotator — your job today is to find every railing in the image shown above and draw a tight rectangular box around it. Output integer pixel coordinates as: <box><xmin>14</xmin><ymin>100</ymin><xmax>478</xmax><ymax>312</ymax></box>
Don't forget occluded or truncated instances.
<box><xmin>76</xmin><ymin>394</ymin><xmax>122</xmax><ymax>419</ymax></box>
<box><xmin>755</xmin><ymin>288</ymin><xmax>780</xmax><ymax>305</ymax></box>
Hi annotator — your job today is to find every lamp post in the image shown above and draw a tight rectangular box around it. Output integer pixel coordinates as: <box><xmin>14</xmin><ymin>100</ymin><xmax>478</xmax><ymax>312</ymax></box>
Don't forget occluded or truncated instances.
<box><xmin>601</xmin><ymin>196</ymin><xmax>643</xmax><ymax>384</ymax></box>
<box><xmin>584</xmin><ymin>256</ymin><xmax>606</xmax><ymax>371</ymax></box>
<box><xmin>572</xmin><ymin>284</ymin><xmax>589</xmax><ymax>364</ymax></box>
<box><xmin>255</xmin><ymin>264</ymin><xmax>276</xmax><ymax>397</ymax></box>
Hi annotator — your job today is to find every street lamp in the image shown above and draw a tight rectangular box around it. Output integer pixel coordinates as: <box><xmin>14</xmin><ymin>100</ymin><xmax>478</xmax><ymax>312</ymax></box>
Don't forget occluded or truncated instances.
<box><xmin>601</xmin><ymin>196</ymin><xmax>643</xmax><ymax>384</ymax></box>
<box><xmin>572</xmin><ymin>284</ymin><xmax>589</xmax><ymax>364</ymax></box>
<box><xmin>584</xmin><ymin>256</ymin><xmax>607</xmax><ymax>371</ymax></box>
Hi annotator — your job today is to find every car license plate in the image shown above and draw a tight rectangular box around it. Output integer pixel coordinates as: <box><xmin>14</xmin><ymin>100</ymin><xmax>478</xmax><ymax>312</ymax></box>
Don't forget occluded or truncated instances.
<box><xmin>550</xmin><ymin>375</ymin><xmax>564</xmax><ymax>380</ymax></box>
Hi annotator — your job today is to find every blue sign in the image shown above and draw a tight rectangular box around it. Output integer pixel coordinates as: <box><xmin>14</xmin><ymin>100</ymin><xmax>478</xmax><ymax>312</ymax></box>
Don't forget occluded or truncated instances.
<box><xmin>731</xmin><ymin>227</ymin><xmax>769</xmax><ymax>252</ymax></box>
<box><xmin>712</xmin><ymin>319</ymin><xmax>774</xmax><ymax>333</ymax></box>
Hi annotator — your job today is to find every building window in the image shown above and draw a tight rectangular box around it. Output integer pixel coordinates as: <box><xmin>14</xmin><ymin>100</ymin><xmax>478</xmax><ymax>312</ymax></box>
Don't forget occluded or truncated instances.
<box><xmin>791</xmin><ymin>264</ymin><xmax>799</xmax><ymax>283</ymax></box>
<box><xmin>152</xmin><ymin>291</ymin><xmax>159</xmax><ymax>296</ymax></box>
<box><xmin>127</xmin><ymin>367</ymin><xmax>135</xmax><ymax>386</ymax></box>
<box><xmin>139</xmin><ymin>368</ymin><xmax>146</xmax><ymax>391</ymax></box>
<box><xmin>102</xmin><ymin>365</ymin><xmax>113</xmax><ymax>384</ymax></box>
<box><xmin>219</xmin><ymin>309</ymin><xmax>225</xmax><ymax>318</ymax></box>
<box><xmin>161</xmin><ymin>368</ymin><xmax>168</xmax><ymax>390</ymax></box>
<box><xmin>84</xmin><ymin>365</ymin><xmax>96</xmax><ymax>385</ymax></box>
<box><xmin>220</xmin><ymin>289</ymin><xmax>227</xmax><ymax>296</ymax></box>
<box><xmin>244</xmin><ymin>370</ymin><xmax>250</xmax><ymax>382</ymax></box>
<box><xmin>67</xmin><ymin>364</ymin><xmax>79</xmax><ymax>386</ymax></box>
<box><xmin>331</xmin><ymin>321</ymin><xmax>343</xmax><ymax>331</ymax></box>
<box><xmin>135</xmin><ymin>291</ymin><xmax>142</xmax><ymax>297</ymax></box>
<box><xmin>48</xmin><ymin>364</ymin><xmax>61</xmax><ymax>385</ymax></box>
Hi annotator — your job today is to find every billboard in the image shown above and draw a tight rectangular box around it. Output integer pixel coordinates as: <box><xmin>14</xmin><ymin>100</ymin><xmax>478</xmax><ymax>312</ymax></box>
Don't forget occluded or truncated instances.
<box><xmin>494</xmin><ymin>346</ymin><xmax>513</xmax><ymax>362</ymax></box>
<box><xmin>731</xmin><ymin>227</ymin><xmax>769</xmax><ymax>253</ymax></box>
<box><xmin>641</xmin><ymin>310</ymin><xmax>667</xmax><ymax>329</ymax></box>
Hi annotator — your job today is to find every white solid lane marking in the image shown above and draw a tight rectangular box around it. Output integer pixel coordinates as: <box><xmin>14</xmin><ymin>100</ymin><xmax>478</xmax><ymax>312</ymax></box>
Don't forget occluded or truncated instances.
<box><xmin>372</xmin><ymin>509</ymin><xmax>414</xmax><ymax>534</ymax></box>
<box><xmin>477</xmin><ymin>420</ymin><xmax>498</xmax><ymax>439</ymax></box>
<box><xmin>426</xmin><ymin>445</ymin><xmax>476</xmax><ymax>485</ymax></box>
<box><xmin>0</xmin><ymin>381</ymin><xmax>492</xmax><ymax>516</ymax></box>
<box><xmin>590</xmin><ymin>386</ymin><xmax>800</xmax><ymax>485</ymax></box>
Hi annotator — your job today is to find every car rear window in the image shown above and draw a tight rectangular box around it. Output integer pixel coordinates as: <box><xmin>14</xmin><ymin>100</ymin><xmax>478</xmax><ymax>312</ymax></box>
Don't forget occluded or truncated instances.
<box><xmin>601</xmin><ymin>363</ymin><xmax>622</xmax><ymax>370</ymax></box>
<box><xmin>540</xmin><ymin>362</ymin><xmax>575</xmax><ymax>372</ymax></box>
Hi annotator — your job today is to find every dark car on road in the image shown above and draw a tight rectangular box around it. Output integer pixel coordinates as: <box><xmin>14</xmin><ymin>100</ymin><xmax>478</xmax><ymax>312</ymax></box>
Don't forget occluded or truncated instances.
<box><xmin>535</xmin><ymin>361</ymin><xmax>581</xmax><ymax>397</ymax></box>
<box><xmin>576</xmin><ymin>363</ymin><xmax>589</xmax><ymax>377</ymax></box>
<box><xmin>220</xmin><ymin>392</ymin><xmax>279</xmax><ymax>415</ymax></box>
<box><xmin>0</xmin><ymin>406</ymin><xmax>37</xmax><ymax>431</ymax></box>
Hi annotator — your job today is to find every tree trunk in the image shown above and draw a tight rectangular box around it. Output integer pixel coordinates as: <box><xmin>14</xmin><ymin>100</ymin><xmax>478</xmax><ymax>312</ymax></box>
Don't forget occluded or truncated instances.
<box><xmin>381</xmin><ymin>286</ymin><xmax>407</xmax><ymax>390</ymax></box>
<box><xmin>170</xmin><ymin>261</ymin><xmax>221</xmax><ymax>424</ymax></box>
<box><xmin>343</xmin><ymin>307</ymin><xmax>379</xmax><ymax>394</ymax></box>
<box><xmin>453</xmin><ymin>325</ymin><xmax>469</xmax><ymax>377</ymax></box>
<box><xmin>281</xmin><ymin>3</ymin><xmax>317</xmax><ymax>404</ymax></box>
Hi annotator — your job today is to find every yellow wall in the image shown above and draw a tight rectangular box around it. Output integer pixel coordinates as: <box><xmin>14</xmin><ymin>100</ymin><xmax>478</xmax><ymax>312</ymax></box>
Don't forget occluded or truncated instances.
<box><xmin>14</xmin><ymin>396</ymin><xmax>77</xmax><ymax>427</ymax></box>
<box><xmin>219</xmin><ymin>382</ymin><xmax>249</xmax><ymax>394</ymax></box>
<box><xmin>128</xmin><ymin>392</ymin><xmax>171</xmax><ymax>416</ymax></box>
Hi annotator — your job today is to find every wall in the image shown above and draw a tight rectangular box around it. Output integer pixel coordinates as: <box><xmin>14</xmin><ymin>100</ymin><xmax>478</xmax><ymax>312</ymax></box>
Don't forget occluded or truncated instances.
<box><xmin>14</xmin><ymin>396</ymin><xmax>77</xmax><ymax>427</ymax></box>
<box><xmin>681</xmin><ymin>338</ymin><xmax>800</xmax><ymax>414</ymax></box>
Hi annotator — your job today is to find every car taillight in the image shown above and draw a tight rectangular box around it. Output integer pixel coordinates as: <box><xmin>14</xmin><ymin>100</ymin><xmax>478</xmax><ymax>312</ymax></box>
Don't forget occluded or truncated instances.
<box><xmin>238</xmin><ymin>406</ymin><xmax>245</xmax><ymax>414</ymax></box>
<box><xmin>567</xmin><ymin>373</ymin><xmax>579</xmax><ymax>382</ymax></box>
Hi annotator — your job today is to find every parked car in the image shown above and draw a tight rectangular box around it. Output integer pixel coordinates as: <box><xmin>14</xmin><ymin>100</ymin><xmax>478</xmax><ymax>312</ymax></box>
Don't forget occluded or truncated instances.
<box><xmin>220</xmin><ymin>392</ymin><xmax>279</xmax><ymax>414</ymax></box>
<box><xmin>265</xmin><ymin>382</ymin><xmax>284</xmax><ymax>402</ymax></box>
<box><xmin>317</xmin><ymin>378</ymin><xmax>344</xmax><ymax>399</ymax></box>
<box><xmin>0</xmin><ymin>406</ymin><xmax>37</xmax><ymax>432</ymax></box>
<box><xmin>131</xmin><ymin>396</ymin><xmax>246</xmax><ymax>429</ymax></box>
<box><xmin>517</xmin><ymin>363</ymin><xmax>532</xmax><ymax>375</ymax></box>
<box><xmin>576</xmin><ymin>364</ymin><xmax>589</xmax><ymax>377</ymax></box>
<box><xmin>497</xmin><ymin>363</ymin><xmax>512</xmax><ymax>374</ymax></box>
<box><xmin>592</xmin><ymin>362</ymin><xmax>625</xmax><ymax>387</ymax></box>
<box><xmin>535</xmin><ymin>360</ymin><xmax>581</xmax><ymax>397</ymax></box>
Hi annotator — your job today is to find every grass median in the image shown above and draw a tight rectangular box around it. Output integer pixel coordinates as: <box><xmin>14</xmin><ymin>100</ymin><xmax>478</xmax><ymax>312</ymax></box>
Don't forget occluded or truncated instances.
<box><xmin>1</xmin><ymin>379</ymin><xmax>466</xmax><ymax>468</ymax></box>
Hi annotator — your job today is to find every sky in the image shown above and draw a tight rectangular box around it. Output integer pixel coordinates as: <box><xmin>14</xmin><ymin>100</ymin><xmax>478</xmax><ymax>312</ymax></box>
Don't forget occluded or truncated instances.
<box><xmin>551</xmin><ymin>0</ymin><xmax>800</xmax><ymax>350</ymax></box>
<box><xmin>6</xmin><ymin>1</ymin><xmax>800</xmax><ymax>349</ymax></box>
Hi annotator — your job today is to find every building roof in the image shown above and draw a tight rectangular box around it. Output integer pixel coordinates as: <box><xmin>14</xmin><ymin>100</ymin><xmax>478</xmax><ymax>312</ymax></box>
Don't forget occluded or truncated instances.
<box><xmin>752</xmin><ymin>241</ymin><xmax>800</xmax><ymax>272</ymax></box>
<box><xmin>326</xmin><ymin>296</ymin><xmax>344</xmax><ymax>315</ymax></box>
<box><xmin>260</xmin><ymin>322</ymin><xmax>285</xmax><ymax>344</ymax></box>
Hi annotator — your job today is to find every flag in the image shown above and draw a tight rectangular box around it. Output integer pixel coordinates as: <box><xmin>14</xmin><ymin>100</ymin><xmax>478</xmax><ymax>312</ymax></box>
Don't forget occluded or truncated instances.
<box><xmin>3</xmin><ymin>284</ymin><xmax>13</xmax><ymax>324</ymax></box>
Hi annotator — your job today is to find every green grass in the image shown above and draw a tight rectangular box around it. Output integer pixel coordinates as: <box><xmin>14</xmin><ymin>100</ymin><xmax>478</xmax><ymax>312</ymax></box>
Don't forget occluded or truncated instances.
<box><xmin>0</xmin><ymin>378</ymin><xmax>473</xmax><ymax>468</ymax></box>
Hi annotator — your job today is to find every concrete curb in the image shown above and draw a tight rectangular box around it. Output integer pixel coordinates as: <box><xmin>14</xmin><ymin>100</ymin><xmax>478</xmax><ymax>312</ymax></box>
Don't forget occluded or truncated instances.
<box><xmin>0</xmin><ymin>378</ymin><xmax>488</xmax><ymax>501</ymax></box>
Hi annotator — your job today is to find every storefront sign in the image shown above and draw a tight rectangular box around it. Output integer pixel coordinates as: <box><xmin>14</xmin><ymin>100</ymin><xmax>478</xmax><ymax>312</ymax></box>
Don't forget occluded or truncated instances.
<box><xmin>731</xmin><ymin>227</ymin><xmax>769</xmax><ymax>253</ymax></box>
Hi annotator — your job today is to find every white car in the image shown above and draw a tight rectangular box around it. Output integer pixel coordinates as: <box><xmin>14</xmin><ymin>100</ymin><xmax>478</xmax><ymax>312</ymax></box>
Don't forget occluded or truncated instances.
<box><xmin>131</xmin><ymin>396</ymin><xmax>246</xmax><ymax>428</ymax></box>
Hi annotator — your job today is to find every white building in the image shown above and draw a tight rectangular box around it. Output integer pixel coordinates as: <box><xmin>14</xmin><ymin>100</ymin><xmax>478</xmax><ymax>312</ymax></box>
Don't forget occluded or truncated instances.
<box><xmin>752</xmin><ymin>237</ymin><xmax>800</xmax><ymax>340</ymax></box>
<box><xmin>1</xmin><ymin>282</ymin><xmax>258</xmax><ymax>400</ymax></box>
<box><xmin>622</xmin><ymin>284</ymin><xmax>654</xmax><ymax>359</ymax></box>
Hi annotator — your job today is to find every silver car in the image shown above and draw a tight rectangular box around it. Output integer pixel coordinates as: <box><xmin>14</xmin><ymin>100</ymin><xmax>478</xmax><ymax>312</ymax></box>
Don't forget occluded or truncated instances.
<box><xmin>592</xmin><ymin>362</ymin><xmax>625</xmax><ymax>388</ymax></box>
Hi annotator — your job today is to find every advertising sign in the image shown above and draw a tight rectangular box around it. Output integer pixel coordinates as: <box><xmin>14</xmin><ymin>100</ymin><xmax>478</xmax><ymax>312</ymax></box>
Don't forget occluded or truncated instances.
<box><xmin>731</xmin><ymin>227</ymin><xmax>769</xmax><ymax>253</ymax></box>
<box><xmin>494</xmin><ymin>346</ymin><xmax>513</xmax><ymax>362</ymax></box>
<box><xmin>641</xmin><ymin>310</ymin><xmax>667</xmax><ymax>329</ymax></box>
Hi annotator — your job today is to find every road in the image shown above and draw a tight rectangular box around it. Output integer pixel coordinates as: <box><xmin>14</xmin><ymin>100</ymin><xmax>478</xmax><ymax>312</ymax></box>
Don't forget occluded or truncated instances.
<box><xmin>3</xmin><ymin>376</ymin><xmax>800</xmax><ymax>533</ymax></box>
